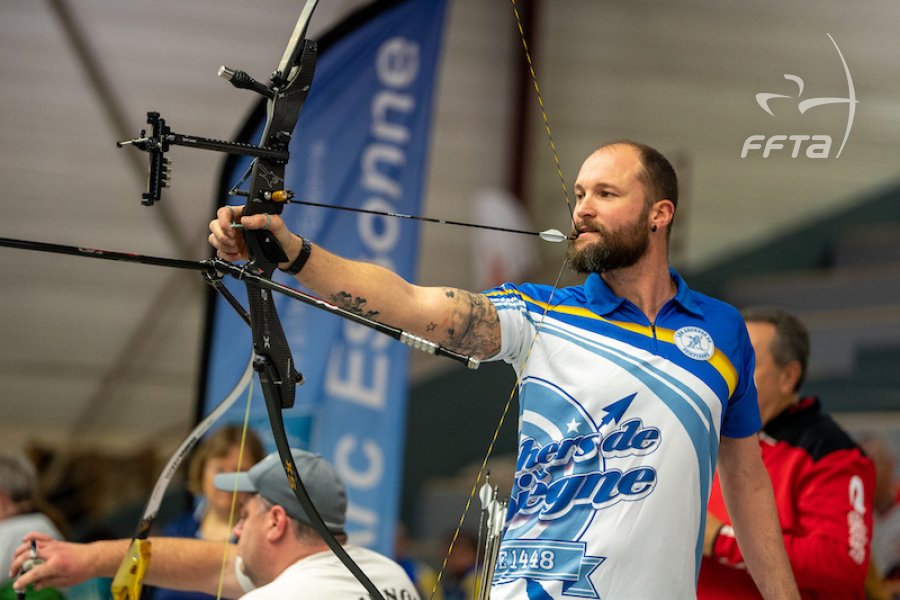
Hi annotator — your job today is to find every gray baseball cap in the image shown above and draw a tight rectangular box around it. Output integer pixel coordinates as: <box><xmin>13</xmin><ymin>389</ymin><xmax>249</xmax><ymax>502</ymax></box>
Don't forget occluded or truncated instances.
<box><xmin>214</xmin><ymin>449</ymin><xmax>347</xmax><ymax>534</ymax></box>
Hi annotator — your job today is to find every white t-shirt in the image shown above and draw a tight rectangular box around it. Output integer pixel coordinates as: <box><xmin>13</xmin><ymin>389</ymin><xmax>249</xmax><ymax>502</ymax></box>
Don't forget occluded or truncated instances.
<box><xmin>239</xmin><ymin>545</ymin><xmax>419</xmax><ymax>599</ymax></box>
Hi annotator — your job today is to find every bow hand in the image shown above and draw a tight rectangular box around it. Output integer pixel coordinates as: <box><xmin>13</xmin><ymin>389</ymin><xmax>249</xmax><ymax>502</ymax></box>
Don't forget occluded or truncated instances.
<box><xmin>209</xmin><ymin>206</ymin><xmax>303</xmax><ymax>269</ymax></box>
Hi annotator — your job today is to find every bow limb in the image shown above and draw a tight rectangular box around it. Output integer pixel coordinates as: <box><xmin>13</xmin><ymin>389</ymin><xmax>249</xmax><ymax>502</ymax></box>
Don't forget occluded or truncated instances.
<box><xmin>257</xmin><ymin>377</ymin><xmax>388</xmax><ymax>600</ymax></box>
<box><xmin>111</xmin><ymin>355</ymin><xmax>255</xmax><ymax>600</ymax></box>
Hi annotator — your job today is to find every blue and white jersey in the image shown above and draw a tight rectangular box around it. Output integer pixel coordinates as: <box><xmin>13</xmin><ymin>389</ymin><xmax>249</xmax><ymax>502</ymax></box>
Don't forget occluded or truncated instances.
<box><xmin>484</xmin><ymin>269</ymin><xmax>760</xmax><ymax>600</ymax></box>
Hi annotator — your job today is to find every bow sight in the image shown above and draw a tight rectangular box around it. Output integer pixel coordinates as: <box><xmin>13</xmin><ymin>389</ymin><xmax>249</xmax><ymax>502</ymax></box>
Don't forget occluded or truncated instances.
<box><xmin>117</xmin><ymin>0</ymin><xmax>318</xmax><ymax>209</ymax></box>
<box><xmin>117</xmin><ymin>108</ymin><xmax>292</xmax><ymax>206</ymax></box>
<box><xmin>115</xmin><ymin>55</ymin><xmax>304</xmax><ymax>207</ymax></box>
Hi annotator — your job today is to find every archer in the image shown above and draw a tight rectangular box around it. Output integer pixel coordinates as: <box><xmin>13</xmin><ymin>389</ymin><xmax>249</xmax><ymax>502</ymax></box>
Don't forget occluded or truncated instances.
<box><xmin>209</xmin><ymin>140</ymin><xmax>801</xmax><ymax>600</ymax></box>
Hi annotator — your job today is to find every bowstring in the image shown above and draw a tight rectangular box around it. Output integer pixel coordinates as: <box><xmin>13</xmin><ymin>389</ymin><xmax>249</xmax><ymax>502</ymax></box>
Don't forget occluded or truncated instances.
<box><xmin>215</xmin><ymin>370</ymin><xmax>255</xmax><ymax>600</ymax></box>
<box><xmin>510</xmin><ymin>0</ymin><xmax>576</xmax><ymax>223</ymax></box>
<box><xmin>430</xmin><ymin>2</ymin><xmax>576</xmax><ymax>597</ymax></box>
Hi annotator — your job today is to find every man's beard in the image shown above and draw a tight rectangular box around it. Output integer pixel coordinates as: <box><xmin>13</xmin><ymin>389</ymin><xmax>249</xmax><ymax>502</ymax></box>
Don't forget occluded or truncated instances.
<box><xmin>566</xmin><ymin>211</ymin><xmax>651</xmax><ymax>274</ymax></box>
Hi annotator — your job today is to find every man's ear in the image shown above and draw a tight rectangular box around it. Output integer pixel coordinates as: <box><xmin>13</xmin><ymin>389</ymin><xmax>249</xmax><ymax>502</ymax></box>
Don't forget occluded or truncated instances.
<box><xmin>651</xmin><ymin>198</ymin><xmax>675</xmax><ymax>229</ymax></box>
<box><xmin>266</xmin><ymin>505</ymin><xmax>291</xmax><ymax>541</ymax></box>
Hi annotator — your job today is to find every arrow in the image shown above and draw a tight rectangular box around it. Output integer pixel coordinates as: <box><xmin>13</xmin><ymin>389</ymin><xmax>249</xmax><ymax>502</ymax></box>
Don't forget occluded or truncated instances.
<box><xmin>278</xmin><ymin>198</ymin><xmax>573</xmax><ymax>243</ymax></box>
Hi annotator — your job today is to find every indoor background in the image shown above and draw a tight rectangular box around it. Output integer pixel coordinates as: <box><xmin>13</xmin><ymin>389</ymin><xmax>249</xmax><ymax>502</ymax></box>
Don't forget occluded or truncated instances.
<box><xmin>0</xmin><ymin>0</ymin><xmax>897</xmax><ymax>542</ymax></box>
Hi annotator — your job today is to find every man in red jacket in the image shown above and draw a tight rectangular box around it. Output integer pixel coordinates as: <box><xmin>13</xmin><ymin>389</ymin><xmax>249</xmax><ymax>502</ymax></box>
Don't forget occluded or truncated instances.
<box><xmin>698</xmin><ymin>306</ymin><xmax>876</xmax><ymax>599</ymax></box>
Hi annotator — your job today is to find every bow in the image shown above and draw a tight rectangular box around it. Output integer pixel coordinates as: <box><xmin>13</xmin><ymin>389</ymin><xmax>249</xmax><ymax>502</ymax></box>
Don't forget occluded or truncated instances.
<box><xmin>116</xmin><ymin>1</ymin><xmax>389</xmax><ymax>597</ymax></box>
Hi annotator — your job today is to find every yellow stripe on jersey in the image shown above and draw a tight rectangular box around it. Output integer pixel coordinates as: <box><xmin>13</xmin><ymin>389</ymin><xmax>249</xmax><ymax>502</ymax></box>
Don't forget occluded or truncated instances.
<box><xmin>486</xmin><ymin>288</ymin><xmax>740</xmax><ymax>397</ymax></box>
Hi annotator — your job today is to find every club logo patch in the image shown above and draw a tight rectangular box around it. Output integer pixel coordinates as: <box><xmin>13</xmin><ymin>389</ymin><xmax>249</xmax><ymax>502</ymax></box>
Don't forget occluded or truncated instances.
<box><xmin>673</xmin><ymin>326</ymin><xmax>715</xmax><ymax>360</ymax></box>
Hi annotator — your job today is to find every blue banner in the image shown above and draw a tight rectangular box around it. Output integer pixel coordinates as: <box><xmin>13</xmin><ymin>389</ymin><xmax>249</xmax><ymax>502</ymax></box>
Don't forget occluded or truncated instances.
<box><xmin>202</xmin><ymin>0</ymin><xmax>449</xmax><ymax>554</ymax></box>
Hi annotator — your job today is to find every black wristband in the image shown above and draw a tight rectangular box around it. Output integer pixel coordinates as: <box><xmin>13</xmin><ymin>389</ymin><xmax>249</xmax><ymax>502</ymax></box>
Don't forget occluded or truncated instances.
<box><xmin>282</xmin><ymin>236</ymin><xmax>312</xmax><ymax>275</ymax></box>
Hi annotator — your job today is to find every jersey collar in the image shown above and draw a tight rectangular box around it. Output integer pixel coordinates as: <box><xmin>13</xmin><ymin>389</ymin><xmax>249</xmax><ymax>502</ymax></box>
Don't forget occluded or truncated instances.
<box><xmin>584</xmin><ymin>267</ymin><xmax>704</xmax><ymax>317</ymax></box>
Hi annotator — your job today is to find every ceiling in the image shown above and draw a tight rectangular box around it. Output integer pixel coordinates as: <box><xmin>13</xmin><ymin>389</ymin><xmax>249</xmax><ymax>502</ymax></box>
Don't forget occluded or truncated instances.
<box><xmin>2</xmin><ymin>0</ymin><xmax>899</xmax><ymax>459</ymax></box>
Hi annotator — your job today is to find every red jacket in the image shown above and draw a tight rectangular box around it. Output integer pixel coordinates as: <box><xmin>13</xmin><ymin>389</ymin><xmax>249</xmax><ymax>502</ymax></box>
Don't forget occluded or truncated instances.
<box><xmin>698</xmin><ymin>397</ymin><xmax>876</xmax><ymax>599</ymax></box>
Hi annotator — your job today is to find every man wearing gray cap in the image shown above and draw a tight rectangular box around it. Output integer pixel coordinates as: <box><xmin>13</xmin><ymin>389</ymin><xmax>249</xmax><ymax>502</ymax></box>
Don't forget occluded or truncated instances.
<box><xmin>9</xmin><ymin>449</ymin><xmax>419</xmax><ymax>599</ymax></box>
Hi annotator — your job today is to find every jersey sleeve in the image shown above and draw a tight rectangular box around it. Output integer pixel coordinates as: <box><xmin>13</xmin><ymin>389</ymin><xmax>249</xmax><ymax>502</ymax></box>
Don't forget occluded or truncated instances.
<box><xmin>483</xmin><ymin>283</ymin><xmax>538</xmax><ymax>367</ymax></box>
<box><xmin>719</xmin><ymin>319</ymin><xmax>762</xmax><ymax>439</ymax></box>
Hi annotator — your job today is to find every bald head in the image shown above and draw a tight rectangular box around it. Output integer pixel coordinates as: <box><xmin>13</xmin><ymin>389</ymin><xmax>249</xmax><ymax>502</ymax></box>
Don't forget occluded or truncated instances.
<box><xmin>595</xmin><ymin>140</ymin><xmax>679</xmax><ymax>226</ymax></box>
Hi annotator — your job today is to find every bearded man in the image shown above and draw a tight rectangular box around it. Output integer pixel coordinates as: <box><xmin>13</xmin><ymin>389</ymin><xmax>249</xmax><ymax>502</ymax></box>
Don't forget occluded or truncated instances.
<box><xmin>206</xmin><ymin>140</ymin><xmax>800</xmax><ymax>600</ymax></box>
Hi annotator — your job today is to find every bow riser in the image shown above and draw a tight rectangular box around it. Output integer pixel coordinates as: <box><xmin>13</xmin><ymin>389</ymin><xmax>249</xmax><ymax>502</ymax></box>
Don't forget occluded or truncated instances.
<box><xmin>241</xmin><ymin>40</ymin><xmax>317</xmax><ymax>410</ymax></box>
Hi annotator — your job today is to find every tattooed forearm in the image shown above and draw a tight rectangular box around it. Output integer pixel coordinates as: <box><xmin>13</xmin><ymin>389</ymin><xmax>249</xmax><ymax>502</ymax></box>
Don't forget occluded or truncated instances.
<box><xmin>437</xmin><ymin>287</ymin><xmax>501</xmax><ymax>358</ymax></box>
<box><xmin>330</xmin><ymin>291</ymin><xmax>380</xmax><ymax>320</ymax></box>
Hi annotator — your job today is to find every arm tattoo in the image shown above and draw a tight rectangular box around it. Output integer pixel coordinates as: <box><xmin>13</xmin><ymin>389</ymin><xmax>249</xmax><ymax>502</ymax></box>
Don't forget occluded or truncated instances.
<box><xmin>438</xmin><ymin>287</ymin><xmax>501</xmax><ymax>358</ymax></box>
<box><xmin>330</xmin><ymin>291</ymin><xmax>380</xmax><ymax>320</ymax></box>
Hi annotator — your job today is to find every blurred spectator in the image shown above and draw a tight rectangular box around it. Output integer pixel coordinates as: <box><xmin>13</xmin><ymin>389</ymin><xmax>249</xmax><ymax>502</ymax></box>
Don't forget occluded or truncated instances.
<box><xmin>861</xmin><ymin>435</ymin><xmax>900</xmax><ymax>599</ymax></box>
<box><xmin>698</xmin><ymin>306</ymin><xmax>876</xmax><ymax>599</ymax></box>
<box><xmin>395</xmin><ymin>522</ymin><xmax>442</xmax><ymax>600</ymax></box>
<box><xmin>150</xmin><ymin>424</ymin><xmax>264</xmax><ymax>600</ymax></box>
<box><xmin>0</xmin><ymin>452</ymin><xmax>65</xmax><ymax>597</ymax></box>
<box><xmin>440</xmin><ymin>530</ymin><xmax>479</xmax><ymax>600</ymax></box>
